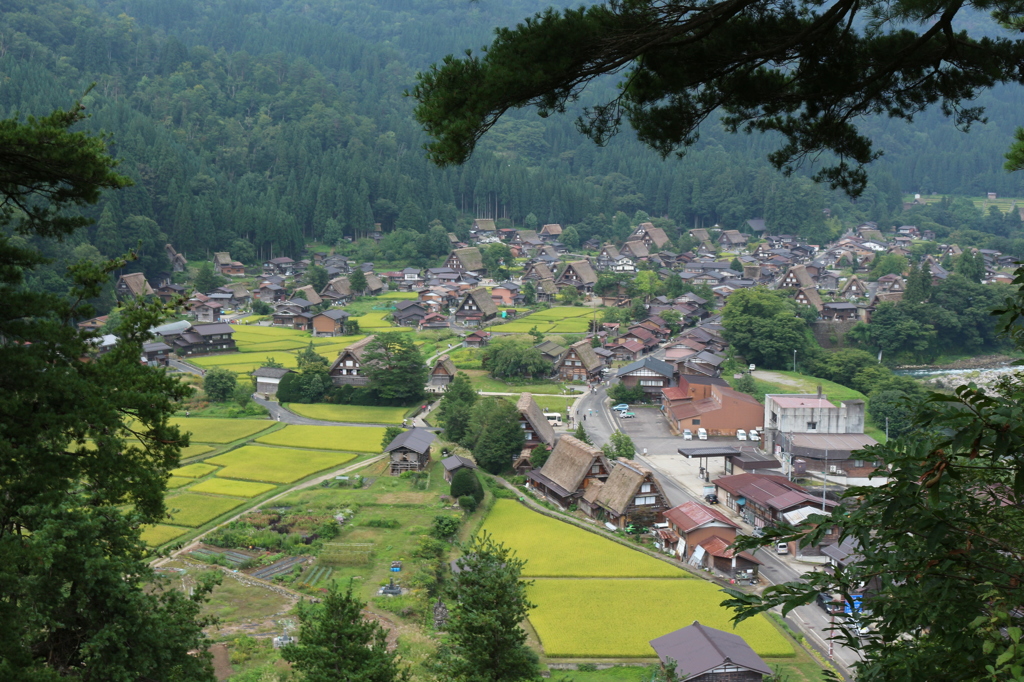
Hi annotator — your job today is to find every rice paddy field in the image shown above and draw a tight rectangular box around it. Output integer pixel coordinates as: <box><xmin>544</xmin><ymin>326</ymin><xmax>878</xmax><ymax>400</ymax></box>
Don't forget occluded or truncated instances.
<box><xmin>483</xmin><ymin>500</ymin><xmax>683</xmax><ymax>577</ymax></box>
<box><xmin>169</xmin><ymin>417</ymin><xmax>274</xmax><ymax>443</ymax></box>
<box><xmin>285</xmin><ymin>403</ymin><xmax>409</xmax><ymax>424</ymax></box>
<box><xmin>140</xmin><ymin>524</ymin><xmax>189</xmax><ymax>546</ymax></box>
<box><xmin>205</xmin><ymin>445</ymin><xmax>358</xmax><ymax>483</ymax></box>
<box><xmin>483</xmin><ymin>501</ymin><xmax>794</xmax><ymax>660</ymax></box>
<box><xmin>255</xmin><ymin>424</ymin><xmax>389</xmax><ymax>452</ymax></box>
<box><xmin>166</xmin><ymin>476</ymin><xmax>192</xmax><ymax>489</ymax></box>
<box><xmin>172</xmin><ymin>462</ymin><xmax>221</xmax><ymax>478</ymax></box>
<box><xmin>189</xmin><ymin>479</ymin><xmax>277</xmax><ymax>498</ymax></box>
<box><xmin>165</xmin><ymin>493</ymin><xmax>247</xmax><ymax>527</ymax></box>
<box><xmin>528</xmin><ymin>579</ymin><xmax>794</xmax><ymax>658</ymax></box>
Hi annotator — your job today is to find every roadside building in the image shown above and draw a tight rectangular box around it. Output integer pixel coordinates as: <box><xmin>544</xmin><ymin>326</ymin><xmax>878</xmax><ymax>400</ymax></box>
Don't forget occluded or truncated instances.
<box><xmin>649</xmin><ymin>622</ymin><xmax>773</xmax><ymax>682</ymax></box>
<box><xmin>386</xmin><ymin>428</ymin><xmax>437</xmax><ymax>476</ymax></box>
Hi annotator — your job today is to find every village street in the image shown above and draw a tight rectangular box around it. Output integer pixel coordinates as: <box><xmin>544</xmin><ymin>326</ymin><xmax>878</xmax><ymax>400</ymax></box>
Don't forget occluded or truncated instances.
<box><xmin>572</xmin><ymin>369</ymin><xmax>861</xmax><ymax>679</ymax></box>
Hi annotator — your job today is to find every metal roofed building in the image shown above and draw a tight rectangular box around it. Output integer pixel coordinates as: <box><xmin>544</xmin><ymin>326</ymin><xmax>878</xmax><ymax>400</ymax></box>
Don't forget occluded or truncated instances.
<box><xmin>385</xmin><ymin>428</ymin><xmax>437</xmax><ymax>476</ymax></box>
<box><xmin>649</xmin><ymin>621</ymin><xmax>772</xmax><ymax>682</ymax></box>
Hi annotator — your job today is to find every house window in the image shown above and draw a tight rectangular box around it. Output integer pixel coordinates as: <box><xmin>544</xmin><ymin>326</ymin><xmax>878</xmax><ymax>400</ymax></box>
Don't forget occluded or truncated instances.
<box><xmin>691</xmin><ymin>419</ymin><xmax>700</xmax><ymax>425</ymax></box>
<box><xmin>770</xmin><ymin>411</ymin><xmax>778</xmax><ymax>424</ymax></box>
<box><xmin>853</xmin><ymin>459</ymin><xmax>865</xmax><ymax>467</ymax></box>
<box><xmin>640</xmin><ymin>379</ymin><xmax>661</xmax><ymax>386</ymax></box>
<box><xmin>346</xmin><ymin>360</ymin><xmax>354</xmax><ymax>367</ymax></box>
<box><xmin>807</xmin><ymin>421</ymin><xmax>817</xmax><ymax>430</ymax></box>
<box><xmin>641</xmin><ymin>483</ymin><xmax>651</xmax><ymax>493</ymax></box>
<box><xmin>591</xmin><ymin>465</ymin><xmax>601</xmax><ymax>474</ymax></box>
<box><xmin>634</xmin><ymin>496</ymin><xmax>656</xmax><ymax>505</ymax></box>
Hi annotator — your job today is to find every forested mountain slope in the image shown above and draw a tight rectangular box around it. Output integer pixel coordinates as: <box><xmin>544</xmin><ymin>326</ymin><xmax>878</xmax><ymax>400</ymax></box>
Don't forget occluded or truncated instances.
<box><xmin>2</xmin><ymin>0</ymin><xmax>1022</xmax><ymax>283</ymax></box>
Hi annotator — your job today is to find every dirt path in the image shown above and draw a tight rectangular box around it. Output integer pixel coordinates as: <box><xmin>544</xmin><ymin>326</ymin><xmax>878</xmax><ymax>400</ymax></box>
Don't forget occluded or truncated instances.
<box><xmin>753</xmin><ymin>370</ymin><xmax>806</xmax><ymax>388</ymax></box>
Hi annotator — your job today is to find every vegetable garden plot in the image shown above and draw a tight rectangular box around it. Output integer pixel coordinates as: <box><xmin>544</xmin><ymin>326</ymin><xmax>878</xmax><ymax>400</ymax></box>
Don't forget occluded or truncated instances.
<box><xmin>169</xmin><ymin>417</ymin><xmax>274</xmax><ymax>443</ymax></box>
<box><xmin>141</xmin><ymin>524</ymin><xmax>189</xmax><ymax>547</ymax></box>
<box><xmin>482</xmin><ymin>500</ymin><xmax>684</xmax><ymax>577</ymax></box>
<box><xmin>255</xmin><ymin>425</ymin><xmax>388</xmax><ymax>452</ymax></box>
<box><xmin>190</xmin><ymin>479</ymin><xmax>277</xmax><ymax>498</ymax></box>
<box><xmin>286</xmin><ymin>404</ymin><xmax>408</xmax><ymax>424</ymax></box>
<box><xmin>206</xmin><ymin>446</ymin><xmax>357</xmax><ymax>483</ymax></box>
<box><xmin>165</xmin><ymin>493</ymin><xmax>246</xmax><ymax>527</ymax></box>
<box><xmin>528</xmin><ymin>579</ymin><xmax>794</xmax><ymax>658</ymax></box>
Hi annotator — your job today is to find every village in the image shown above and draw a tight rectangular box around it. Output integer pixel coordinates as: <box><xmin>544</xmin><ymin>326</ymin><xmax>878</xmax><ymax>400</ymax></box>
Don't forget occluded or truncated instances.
<box><xmin>84</xmin><ymin>210</ymin><xmax>1022</xmax><ymax>681</ymax></box>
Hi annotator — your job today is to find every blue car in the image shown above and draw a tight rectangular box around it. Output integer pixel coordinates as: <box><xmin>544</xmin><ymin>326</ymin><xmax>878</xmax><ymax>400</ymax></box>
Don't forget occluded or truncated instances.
<box><xmin>611</xmin><ymin>404</ymin><xmax>629</xmax><ymax>411</ymax></box>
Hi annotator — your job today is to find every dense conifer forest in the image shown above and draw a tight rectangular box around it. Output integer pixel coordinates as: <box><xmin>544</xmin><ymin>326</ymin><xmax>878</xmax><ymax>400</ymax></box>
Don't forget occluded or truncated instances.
<box><xmin>4</xmin><ymin>0</ymin><xmax>1024</xmax><ymax>294</ymax></box>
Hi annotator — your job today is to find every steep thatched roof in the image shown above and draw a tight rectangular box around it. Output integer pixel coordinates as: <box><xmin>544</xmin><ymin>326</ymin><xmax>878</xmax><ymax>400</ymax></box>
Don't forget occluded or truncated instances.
<box><xmin>621</xmin><ymin>240</ymin><xmax>650</xmax><ymax>258</ymax></box>
<box><xmin>432</xmin><ymin>354</ymin><xmax>457</xmax><ymax>376</ymax></box>
<box><xmin>460</xmin><ymin>287</ymin><xmax>500</xmax><ymax>317</ymax></box>
<box><xmin>558</xmin><ymin>260</ymin><xmax>598</xmax><ymax>286</ymax></box>
<box><xmin>292</xmin><ymin>285</ymin><xmax>322</xmax><ymax>305</ymax></box>
<box><xmin>540</xmin><ymin>223</ymin><xmax>563</xmax><ymax>236</ymax></box>
<box><xmin>118</xmin><ymin>272</ymin><xmax>154</xmax><ymax>296</ymax></box>
<box><xmin>537</xmin><ymin>278</ymin><xmax>559</xmax><ymax>296</ymax></box>
<box><xmin>516</xmin><ymin>393</ymin><xmax>555</xmax><ymax>446</ymax></box>
<box><xmin>593</xmin><ymin>461</ymin><xmax>652</xmax><ymax>516</ymax></box>
<box><xmin>213</xmin><ymin>252</ymin><xmax>232</xmax><ymax>265</ymax></box>
<box><xmin>321</xmin><ymin>277</ymin><xmax>352</xmax><ymax>297</ymax></box>
<box><xmin>329</xmin><ymin>335</ymin><xmax>376</xmax><ymax>372</ymax></box>
<box><xmin>524</xmin><ymin>262</ymin><xmax>554</xmax><ymax>280</ymax></box>
<box><xmin>600</xmin><ymin>244</ymin><xmax>620</xmax><ymax>259</ymax></box>
<box><xmin>784</xmin><ymin>264</ymin><xmax>816</xmax><ymax>288</ymax></box>
<box><xmin>364</xmin><ymin>272</ymin><xmax>384</xmax><ymax>292</ymax></box>
<box><xmin>567</xmin><ymin>339</ymin><xmax>602</xmax><ymax>372</ymax></box>
<box><xmin>451</xmin><ymin>247</ymin><xmax>485</xmax><ymax>272</ymax></box>
<box><xmin>537</xmin><ymin>435</ymin><xmax>607</xmax><ymax>494</ymax></box>
<box><xmin>795</xmin><ymin>287</ymin><xmax>823</xmax><ymax>311</ymax></box>
<box><xmin>639</xmin><ymin>224</ymin><xmax>670</xmax><ymax>248</ymax></box>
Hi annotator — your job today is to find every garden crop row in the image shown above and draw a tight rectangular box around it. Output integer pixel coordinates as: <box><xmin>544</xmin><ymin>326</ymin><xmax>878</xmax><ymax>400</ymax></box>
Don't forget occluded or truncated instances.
<box><xmin>483</xmin><ymin>500</ymin><xmax>684</xmax><ymax>578</ymax></box>
<box><xmin>528</xmin><ymin>579</ymin><xmax>794</xmax><ymax>658</ymax></box>
<box><xmin>206</xmin><ymin>446</ymin><xmax>357</xmax><ymax>483</ymax></box>
<box><xmin>255</xmin><ymin>424</ymin><xmax>388</xmax><ymax>452</ymax></box>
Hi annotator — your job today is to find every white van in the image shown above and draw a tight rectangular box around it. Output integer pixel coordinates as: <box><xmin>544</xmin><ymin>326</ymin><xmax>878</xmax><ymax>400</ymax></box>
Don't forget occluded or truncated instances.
<box><xmin>682</xmin><ymin>429</ymin><xmax>693</xmax><ymax>440</ymax></box>
<box><xmin>543</xmin><ymin>413</ymin><xmax>563</xmax><ymax>427</ymax></box>
<box><xmin>737</xmin><ymin>429</ymin><xmax>747</xmax><ymax>441</ymax></box>
<box><xmin>697</xmin><ymin>428</ymin><xmax>708</xmax><ymax>440</ymax></box>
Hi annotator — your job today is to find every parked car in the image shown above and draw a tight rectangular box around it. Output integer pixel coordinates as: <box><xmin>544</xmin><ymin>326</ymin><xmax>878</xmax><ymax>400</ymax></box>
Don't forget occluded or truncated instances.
<box><xmin>776</xmin><ymin>541</ymin><xmax>789</xmax><ymax>555</ymax></box>
<box><xmin>697</xmin><ymin>428</ymin><xmax>707</xmax><ymax>440</ymax></box>
<box><xmin>682</xmin><ymin>429</ymin><xmax>693</xmax><ymax>440</ymax></box>
<box><xmin>620</xmin><ymin>412</ymin><xmax>636</xmax><ymax>419</ymax></box>
<box><xmin>704</xmin><ymin>493</ymin><xmax>719</xmax><ymax>504</ymax></box>
<box><xmin>816</xmin><ymin>593</ymin><xmax>844</xmax><ymax>614</ymax></box>
<box><xmin>749</xmin><ymin>430</ymin><xmax>760</xmax><ymax>442</ymax></box>
<box><xmin>611</xmin><ymin>404</ymin><xmax>629</xmax><ymax>411</ymax></box>
<box><xmin>737</xmin><ymin>429</ymin><xmax>747</xmax><ymax>441</ymax></box>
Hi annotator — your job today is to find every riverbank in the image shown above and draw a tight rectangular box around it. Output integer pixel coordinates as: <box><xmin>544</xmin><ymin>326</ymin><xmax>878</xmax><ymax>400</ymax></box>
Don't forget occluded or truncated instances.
<box><xmin>896</xmin><ymin>354</ymin><xmax>1018</xmax><ymax>371</ymax></box>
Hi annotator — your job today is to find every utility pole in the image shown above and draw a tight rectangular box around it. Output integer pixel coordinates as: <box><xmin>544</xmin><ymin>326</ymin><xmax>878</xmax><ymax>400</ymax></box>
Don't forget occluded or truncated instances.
<box><xmin>793</xmin><ymin>349</ymin><xmax>797</xmax><ymax>373</ymax></box>
<box><xmin>822</xmin><ymin>449</ymin><xmax>829</xmax><ymax>511</ymax></box>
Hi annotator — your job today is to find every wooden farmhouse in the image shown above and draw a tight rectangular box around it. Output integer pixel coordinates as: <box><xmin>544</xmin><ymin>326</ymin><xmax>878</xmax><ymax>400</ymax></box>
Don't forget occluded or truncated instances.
<box><xmin>311</xmin><ymin>309</ymin><xmax>351</xmax><ymax>336</ymax></box>
<box><xmin>252</xmin><ymin>367</ymin><xmax>294</xmax><ymax>396</ymax></box>
<box><xmin>386</xmin><ymin>428</ymin><xmax>437</xmax><ymax>476</ymax></box>
<box><xmin>328</xmin><ymin>335</ymin><xmax>375</xmax><ymax>387</ymax></box>
<box><xmin>454</xmin><ymin>288</ymin><xmax>499</xmax><ymax>326</ymax></box>
<box><xmin>779</xmin><ymin>264</ymin><xmax>815</xmax><ymax>289</ymax></box>
<box><xmin>522</xmin><ymin>261</ymin><xmax>554</xmax><ymax>281</ymax></box>
<box><xmin>516</xmin><ymin>393</ymin><xmax>556</xmax><ymax>452</ymax></box>
<box><xmin>631</xmin><ymin>222</ymin><xmax>670</xmax><ymax>249</ymax></box>
<box><xmin>556</xmin><ymin>260</ymin><xmax>598</xmax><ymax>293</ymax></box>
<box><xmin>527</xmin><ymin>435</ymin><xmax>611</xmax><ymax>508</ymax></box>
<box><xmin>620</xmin><ymin>240</ymin><xmax>650</xmax><ymax>260</ymax></box>
<box><xmin>115</xmin><ymin>272</ymin><xmax>154</xmax><ymax>300</ymax></box>
<box><xmin>617</xmin><ymin>356</ymin><xmax>676</xmax><ymax>396</ymax></box>
<box><xmin>556</xmin><ymin>339</ymin><xmax>603</xmax><ymax>382</ymax></box>
<box><xmin>840</xmin><ymin>275</ymin><xmax>868</xmax><ymax>299</ymax></box>
<box><xmin>441</xmin><ymin>454</ymin><xmax>477</xmax><ymax>483</ymax></box>
<box><xmin>427</xmin><ymin>355</ymin><xmax>458</xmax><ymax>392</ymax></box>
<box><xmin>320</xmin><ymin>277</ymin><xmax>353</xmax><ymax>305</ymax></box>
<box><xmin>650</xmin><ymin>622</ymin><xmax>773</xmax><ymax>682</ymax></box>
<box><xmin>445</xmin><ymin>247</ymin><xmax>486</xmax><ymax>276</ymax></box>
<box><xmin>580</xmin><ymin>461</ymin><xmax>668</xmax><ymax>529</ymax></box>
<box><xmin>539</xmin><ymin>223</ymin><xmax>563</xmax><ymax>240</ymax></box>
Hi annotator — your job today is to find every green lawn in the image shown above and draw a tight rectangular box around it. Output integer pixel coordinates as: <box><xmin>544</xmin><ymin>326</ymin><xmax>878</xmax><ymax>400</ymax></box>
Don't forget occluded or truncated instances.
<box><xmin>285</xmin><ymin>403</ymin><xmax>410</xmax><ymax>424</ymax></box>
<box><xmin>462</xmin><ymin>370</ymin><xmax>566</xmax><ymax>394</ymax></box>
<box><xmin>529</xmin><ymin>394</ymin><xmax>577</xmax><ymax>415</ymax></box>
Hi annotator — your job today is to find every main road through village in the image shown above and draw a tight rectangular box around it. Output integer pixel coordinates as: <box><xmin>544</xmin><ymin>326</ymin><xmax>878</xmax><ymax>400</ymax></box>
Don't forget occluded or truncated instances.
<box><xmin>572</xmin><ymin>347</ymin><xmax>861</xmax><ymax>679</ymax></box>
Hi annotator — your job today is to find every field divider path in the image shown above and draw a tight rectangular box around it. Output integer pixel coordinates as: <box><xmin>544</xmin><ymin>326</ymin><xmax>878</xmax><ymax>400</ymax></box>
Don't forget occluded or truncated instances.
<box><xmin>160</xmin><ymin>453</ymin><xmax>388</xmax><ymax>564</ymax></box>
<box><xmin>493</xmin><ymin>477</ymin><xmax>725</xmax><ymax>585</ymax></box>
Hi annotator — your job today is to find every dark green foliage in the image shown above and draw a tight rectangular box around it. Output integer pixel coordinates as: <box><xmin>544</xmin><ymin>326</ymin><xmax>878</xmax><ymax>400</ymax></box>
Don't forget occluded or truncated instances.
<box><xmin>430</xmin><ymin>533</ymin><xmax>539</xmax><ymax>682</ymax></box>
<box><xmin>955</xmin><ymin>249</ymin><xmax>986</xmax><ymax>284</ymax></box>
<box><xmin>349</xmin><ymin>269</ymin><xmax>369</xmax><ymax>295</ymax></box>
<box><xmin>282</xmin><ymin>582</ymin><xmax>409</xmax><ymax>682</ymax></box>
<box><xmin>572</xmin><ymin>423</ymin><xmax>592</xmax><ymax>445</ymax></box>
<box><xmin>362</xmin><ymin>333</ymin><xmax>427</xmax><ymax>404</ymax></box>
<box><xmin>203</xmin><ymin>367</ymin><xmax>237</xmax><ymax>402</ymax></box>
<box><xmin>458</xmin><ymin>495</ymin><xmax>479</xmax><ymax>513</ymax></box>
<box><xmin>0</xmin><ymin>102</ymin><xmax>215</xmax><ymax>680</ymax></box>
<box><xmin>251</xmin><ymin>299</ymin><xmax>273</xmax><ymax>315</ymax></box>
<box><xmin>866</xmin><ymin>389</ymin><xmax>918</xmax><ymax>439</ymax></box>
<box><xmin>607</xmin><ymin>382</ymin><xmax>646</xmax><ymax>405</ymax></box>
<box><xmin>451</xmin><ymin>468</ymin><xmax>484</xmax><ymax>504</ymax></box>
<box><xmin>733</xmin><ymin>373</ymin><xmax>756</xmax><ymax>395</ymax></box>
<box><xmin>435</xmin><ymin>372</ymin><xmax>478</xmax><ymax>443</ymax></box>
<box><xmin>902</xmin><ymin>262</ymin><xmax>932</xmax><ymax>304</ymax></box>
<box><xmin>465</xmin><ymin>398</ymin><xmax>526</xmax><ymax>474</ymax></box>
<box><xmin>721</xmin><ymin>287</ymin><xmax>815</xmax><ymax>369</ymax></box>
<box><xmin>193</xmin><ymin>262</ymin><xmax>225</xmax><ymax>294</ymax></box>
<box><xmin>608</xmin><ymin>431</ymin><xmax>636</xmax><ymax>459</ymax></box>
<box><xmin>381</xmin><ymin>425</ymin><xmax>405</xmax><ymax>451</ymax></box>
<box><xmin>481</xmin><ymin>337</ymin><xmax>552</xmax><ymax>380</ymax></box>
<box><xmin>431</xmin><ymin>515</ymin><xmax>462</xmax><ymax>540</ymax></box>
<box><xmin>528</xmin><ymin>444</ymin><xmax>551</xmax><ymax>469</ymax></box>
<box><xmin>304</xmin><ymin>265</ymin><xmax>330</xmax><ymax>294</ymax></box>
<box><xmin>233</xmin><ymin>382</ymin><xmax>253</xmax><ymax>408</ymax></box>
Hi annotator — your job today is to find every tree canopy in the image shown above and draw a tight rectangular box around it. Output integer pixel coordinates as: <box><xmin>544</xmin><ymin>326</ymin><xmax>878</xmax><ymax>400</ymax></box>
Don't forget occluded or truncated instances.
<box><xmin>414</xmin><ymin>0</ymin><xmax>1024</xmax><ymax>195</ymax></box>
<box><xmin>362</xmin><ymin>332</ymin><xmax>428</xmax><ymax>404</ymax></box>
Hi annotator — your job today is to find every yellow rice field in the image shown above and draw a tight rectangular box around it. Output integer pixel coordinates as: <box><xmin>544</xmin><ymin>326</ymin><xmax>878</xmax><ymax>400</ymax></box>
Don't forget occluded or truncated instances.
<box><xmin>165</xmin><ymin>493</ymin><xmax>246</xmax><ymax>527</ymax></box>
<box><xmin>169</xmin><ymin>417</ymin><xmax>274</xmax><ymax>443</ymax></box>
<box><xmin>205</xmin><ymin>446</ymin><xmax>358</xmax><ymax>484</ymax></box>
<box><xmin>255</xmin><ymin>424</ymin><xmax>389</xmax><ymax>452</ymax></box>
<box><xmin>141</xmin><ymin>524</ymin><xmax>189</xmax><ymax>547</ymax></box>
<box><xmin>189</xmin><ymin>479</ymin><xmax>277</xmax><ymax>498</ymax></box>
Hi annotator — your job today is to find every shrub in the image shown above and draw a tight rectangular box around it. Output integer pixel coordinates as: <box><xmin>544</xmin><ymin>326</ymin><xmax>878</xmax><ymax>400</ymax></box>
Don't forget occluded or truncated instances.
<box><xmin>450</xmin><ymin>468</ymin><xmax>484</xmax><ymax>503</ymax></box>
<box><xmin>204</xmin><ymin>368</ymin><xmax>237</xmax><ymax>402</ymax></box>
<box><xmin>431</xmin><ymin>515</ymin><xmax>461</xmax><ymax>540</ymax></box>
<box><xmin>458</xmin><ymin>495</ymin><xmax>478</xmax><ymax>513</ymax></box>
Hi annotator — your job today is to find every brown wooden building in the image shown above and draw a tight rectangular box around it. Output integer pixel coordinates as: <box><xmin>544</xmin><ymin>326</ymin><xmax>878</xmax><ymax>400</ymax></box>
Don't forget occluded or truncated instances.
<box><xmin>580</xmin><ymin>461</ymin><xmax>668</xmax><ymax>529</ymax></box>
<box><xmin>527</xmin><ymin>435</ymin><xmax>611</xmax><ymax>508</ymax></box>
<box><xmin>385</xmin><ymin>428</ymin><xmax>437</xmax><ymax>476</ymax></box>
<box><xmin>328</xmin><ymin>335</ymin><xmax>375</xmax><ymax>387</ymax></box>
